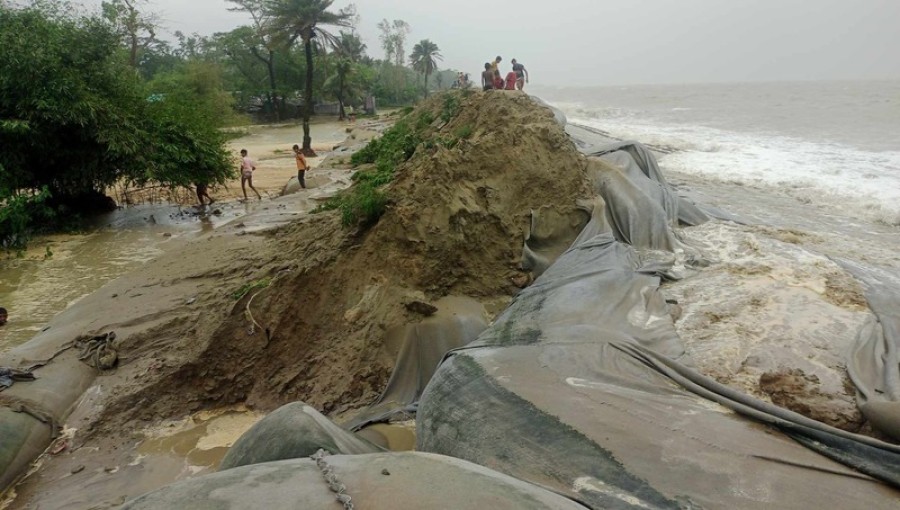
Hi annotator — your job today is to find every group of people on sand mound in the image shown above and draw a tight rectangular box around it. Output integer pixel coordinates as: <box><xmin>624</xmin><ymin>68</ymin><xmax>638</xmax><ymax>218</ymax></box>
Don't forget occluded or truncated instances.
<box><xmin>481</xmin><ymin>55</ymin><xmax>529</xmax><ymax>91</ymax></box>
<box><xmin>195</xmin><ymin>145</ymin><xmax>312</xmax><ymax>206</ymax></box>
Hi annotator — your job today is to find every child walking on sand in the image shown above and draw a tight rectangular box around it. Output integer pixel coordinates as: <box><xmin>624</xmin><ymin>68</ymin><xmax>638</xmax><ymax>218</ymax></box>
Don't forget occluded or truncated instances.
<box><xmin>240</xmin><ymin>149</ymin><xmax>262</xmax><ymax>200</ymax></box>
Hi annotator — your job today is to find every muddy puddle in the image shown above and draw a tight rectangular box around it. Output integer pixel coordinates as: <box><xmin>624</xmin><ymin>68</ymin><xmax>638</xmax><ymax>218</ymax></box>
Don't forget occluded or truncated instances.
<box><xmin>356</xmin><ymin>422</ymin><xmax>417</xmax><ymax>451</ymax></box>
<box><xmin>2</xmin><ymin>410</ymin><xmax>420</xmax><ymax>509</ymax></box>
<box><xmin>136</xmin><ymin>409</ymin><xmax>264</xmax><ymax>471</ymax></box>
<box><xmin>1</xmin><ymin>409</ymin><xmax>263</xmax><ymax>510</ymax></box>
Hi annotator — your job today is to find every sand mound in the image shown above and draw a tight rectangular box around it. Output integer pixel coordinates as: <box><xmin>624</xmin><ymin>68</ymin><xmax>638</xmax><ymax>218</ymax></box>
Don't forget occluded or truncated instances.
<box><xmin>93</xmin><ymin>91</ymin><xmax>590</xmax><ymax>430</ymax></box>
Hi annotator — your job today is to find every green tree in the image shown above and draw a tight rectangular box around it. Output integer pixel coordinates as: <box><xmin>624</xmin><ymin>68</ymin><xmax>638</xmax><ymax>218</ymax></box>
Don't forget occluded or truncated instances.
<box><xmin>377</xmin><ymin>19</ymin><xmax>410</xmax><ymax>104</ymax></box>
<box><xmin>325</xmin><ymin>31</ymin><xmax>366</xmax><ymax>119</ymax></box>
<box><xmin>101</xmin><ymin>0</ymin><xmax>160</xmax><ymax>68</ymax></box>
<box><xmin>410</xmin><ymin>39</ymin><xmax>441</xmax><ymax>98</ymax></box>
<box><xmin>140</xmin><ymin>69</ymin><xmax>236</xmax><ymax>187</ymax></box>
<box><xmin>0</xmin><ymin>3</ymin><xmax>233</xmax><ymax>246</ymax></box>
<box><xmin>265</xmin><ymin>0</ymin><xmax>354</xmax><ymax>155</ymax></box>
<box><xmin>226</xmin><ymin>0</ymin><xmax>285</xmax><ymax>120</ymax></box>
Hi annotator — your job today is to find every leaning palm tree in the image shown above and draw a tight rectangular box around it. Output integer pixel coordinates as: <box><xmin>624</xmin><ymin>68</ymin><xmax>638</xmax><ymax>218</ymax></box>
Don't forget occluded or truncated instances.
<box><xmin>410</xmin><ymin>39</ymin><xmax>442</xmax><ymax>99</ymax></box>
<box><xmin>265</xmin><ymin>0</ymin><xmax>354</xmax><ymax>155</ymax></box>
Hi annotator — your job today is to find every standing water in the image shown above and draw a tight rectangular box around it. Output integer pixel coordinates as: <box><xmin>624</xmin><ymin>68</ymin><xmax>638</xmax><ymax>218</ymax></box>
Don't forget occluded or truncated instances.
<box><xmin>0</xmin><ymin>204</ymin><xmax>236</xmax><ymax>353</ymax></box>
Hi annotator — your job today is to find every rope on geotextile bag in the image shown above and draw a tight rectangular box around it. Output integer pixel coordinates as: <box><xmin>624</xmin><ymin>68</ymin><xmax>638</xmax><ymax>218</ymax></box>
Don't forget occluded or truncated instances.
<box><xmin>75</xmin><ymin>332</ymin><xmax>118</xmax><ymax>371</ymax></box>
<box><xmin>0</xmin><ymin>367</ymin><xmax>36</xmax><ymax>391</ymax></box>
<box><xmin>244</xmin><ymin>288</ymin><xmax>265</xmax><ymax>336</ymax></box>
<box><xmin>310</xmin><ymin>449</ymin><xmax>354</xmax><ymax>510</ymax></box>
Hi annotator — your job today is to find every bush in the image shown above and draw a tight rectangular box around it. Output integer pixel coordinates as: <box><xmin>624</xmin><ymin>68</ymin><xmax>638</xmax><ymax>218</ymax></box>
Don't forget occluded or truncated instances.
<box><xmin>324</xmin><ymin>117</ymin><xmax>426</xmax><ymax>227</ymax></box>
<box><xmin>0</xmin><ymin>4</ymin><xmax>234</xmax><ymax>240</ymax></box>
<box><xmin>453</xmin><ymin>123</ymin><xmax>474</xmax><ymax>140</ymax></box>
<box><xmin>350</xmin><ymin>120</ymin><xmax>421</xmax><ymax>167</ymax></box>
<box><xmin>231</xmin><ymin>278</ymin><xmax>272</xmax><ymax>301</ymax></box>
<box><xmin>440</xmin><ymin>93</ymin><xmax>462</xmax><ymax>123</ymax></box>
<box><xmin>0</xmin><ymin>187</ymin><xmax>52</xmax><ymax>253</ymax></box>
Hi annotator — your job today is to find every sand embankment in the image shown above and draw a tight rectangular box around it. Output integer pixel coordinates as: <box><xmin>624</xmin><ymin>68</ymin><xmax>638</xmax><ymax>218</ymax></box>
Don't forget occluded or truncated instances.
<box><xmin>2</xmin><ymin>91</ymin><xmax>592</xmax><ymax>508</ymax></box>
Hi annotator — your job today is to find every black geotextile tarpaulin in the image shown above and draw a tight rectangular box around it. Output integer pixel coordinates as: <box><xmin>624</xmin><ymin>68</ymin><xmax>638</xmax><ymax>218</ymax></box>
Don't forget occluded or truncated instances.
<box><xmin>416</xmin><ymin>143</ymin><xmax>900</xmax><ymax>509</ymax></box>
<box><xmin>343</xmin><ymin>297</ymin><xmax>488</xmax><ymax>432</ymax></box>
<box><xmin>837</xmin><ymin>258</ymin><xmax>900</xmax><ymax>442</ymax></box>
<box><xmin>588</xmin><ymin>141</ymin><xmax>710</xmax><ymax>229</ymax></box>
<box><xmin>131</xmin><ymin>452</ymin><xmax>591</xmax><ymax>510</ymax></box>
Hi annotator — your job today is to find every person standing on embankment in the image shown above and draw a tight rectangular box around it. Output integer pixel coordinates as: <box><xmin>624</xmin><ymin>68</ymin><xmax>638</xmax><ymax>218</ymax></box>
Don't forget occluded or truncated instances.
<box><xmin>482</xmin><ymin>63</ymin><xmax>494</xmax><ymax>90</ymax></box>
<box><xmin>293</xmin><ymin>144</ymin><xmax>309</xmax><ymax>189</ymax></box>
<box><xmin>511</xmin><ymin>58</ymin><xmax>529</xmax><ymax>90</ymax></box>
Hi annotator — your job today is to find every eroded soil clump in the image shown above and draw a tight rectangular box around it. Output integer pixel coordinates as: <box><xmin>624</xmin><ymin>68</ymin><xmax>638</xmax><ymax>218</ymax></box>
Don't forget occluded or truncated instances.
<box><xmin>759</xmin><ymin>368</ymin><xmax>864</xmax><ymax>432</ymax></box>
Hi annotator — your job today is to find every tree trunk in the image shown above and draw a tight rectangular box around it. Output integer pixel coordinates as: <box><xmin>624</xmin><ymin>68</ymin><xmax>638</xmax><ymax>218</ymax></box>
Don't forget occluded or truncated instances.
<box><xmin>424</xmin><ymin>70</ymin><xmax>430</xmax><ymax>98</ymax></box>
<box><xmin>302</xmin><ymin>37</ymin><xmax>316</xmax><ymax>156</ymax></box>
<box><xmin>337</xmin><ymin>73</ymin><xmax>346</xmax><ymax>121</ymax></box>
<box><xmin>266</xmin><ymin>50</ymin><xmax>279</xmax><ymax>122</ymax></box>
<box><xmin>129</xmin><ymin>34</ymin><xmax>138</xmax><ymax>67</ymax></box>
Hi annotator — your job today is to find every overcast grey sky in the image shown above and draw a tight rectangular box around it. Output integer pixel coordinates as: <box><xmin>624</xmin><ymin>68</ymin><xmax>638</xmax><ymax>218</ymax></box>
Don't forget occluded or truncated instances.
<box><xmin>76</xmin><ymin>0</ymin><xmax>900</xmax><ymax>86</ymax></box>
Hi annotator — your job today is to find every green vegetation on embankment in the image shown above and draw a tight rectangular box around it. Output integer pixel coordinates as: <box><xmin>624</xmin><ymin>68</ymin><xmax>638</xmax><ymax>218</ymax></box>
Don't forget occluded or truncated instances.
<box><xmin>318</xmin><ymin>90</ymin><xmax>475</xmax><ymax>227</ymax></box>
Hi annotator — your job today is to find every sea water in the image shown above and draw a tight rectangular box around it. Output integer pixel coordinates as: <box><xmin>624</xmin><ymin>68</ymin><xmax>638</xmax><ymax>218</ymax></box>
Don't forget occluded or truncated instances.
<box><xmin>539</xmin><ymin>81</ymin><xmax>900</xmax><ymax>418</ymax></box>
<box><xmin>535</xmin><ymin>80</ymin><xmax>900</xmax><ymax>226</ymax></box>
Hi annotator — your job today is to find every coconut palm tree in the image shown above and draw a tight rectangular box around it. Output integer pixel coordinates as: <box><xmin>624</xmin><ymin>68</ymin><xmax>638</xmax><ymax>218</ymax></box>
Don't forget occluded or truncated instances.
<box><xmin>410</xmin><ymin>39</ymin><xmax>442</xmax><ymax>99</ymax></box>
<box><xmin>265</xmin><ymin>0</ymin><xmax>354</xmax><ymax>155</ymax></box>
<box><xmin>326</xmin><ymin>31</ymin><xmax>366</xmax><ymax>120</ymax></box>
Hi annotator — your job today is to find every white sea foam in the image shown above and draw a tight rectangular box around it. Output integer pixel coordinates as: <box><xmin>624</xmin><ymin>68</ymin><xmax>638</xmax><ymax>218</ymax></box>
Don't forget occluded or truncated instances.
<box><xmin>569</xmin><ymin>113</ymin><xmax>900</xmax><ymax>226</ymax></box>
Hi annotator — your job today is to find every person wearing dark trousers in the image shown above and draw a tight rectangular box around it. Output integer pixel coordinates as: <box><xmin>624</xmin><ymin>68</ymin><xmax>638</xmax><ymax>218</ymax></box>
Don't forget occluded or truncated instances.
<box><xmin>293</xmin><ymin>144</ymin><xmax>309</xmax><ymax>189</ymax></box>
<box><xmin>195</xmin><ymin>182</ymin><xmax>214</xmax><ymax>206</ymax></box>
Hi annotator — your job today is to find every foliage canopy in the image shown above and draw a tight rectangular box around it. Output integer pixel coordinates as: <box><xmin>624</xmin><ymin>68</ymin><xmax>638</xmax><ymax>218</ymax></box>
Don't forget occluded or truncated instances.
<box><xmin>0</xmin><ymin>2</ymin><xmax>234</xmax><ymax>249</ymax></box>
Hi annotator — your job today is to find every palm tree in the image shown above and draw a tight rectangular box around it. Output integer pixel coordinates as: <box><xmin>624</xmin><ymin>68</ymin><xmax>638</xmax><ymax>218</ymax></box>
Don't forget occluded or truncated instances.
<box><xmin>410</xmin><ymin>39</ymin><xmax>442</xmax><ymax>99</ymax></box>
<box><xmin>327</xmin><ymin>31</ymin><xmax>366</xmax><ymax>120</ymax></box>
<box><xmin>265</xmin><ymin>0</ymin><xmax>354</xmax><ymax>155</ymax></box>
